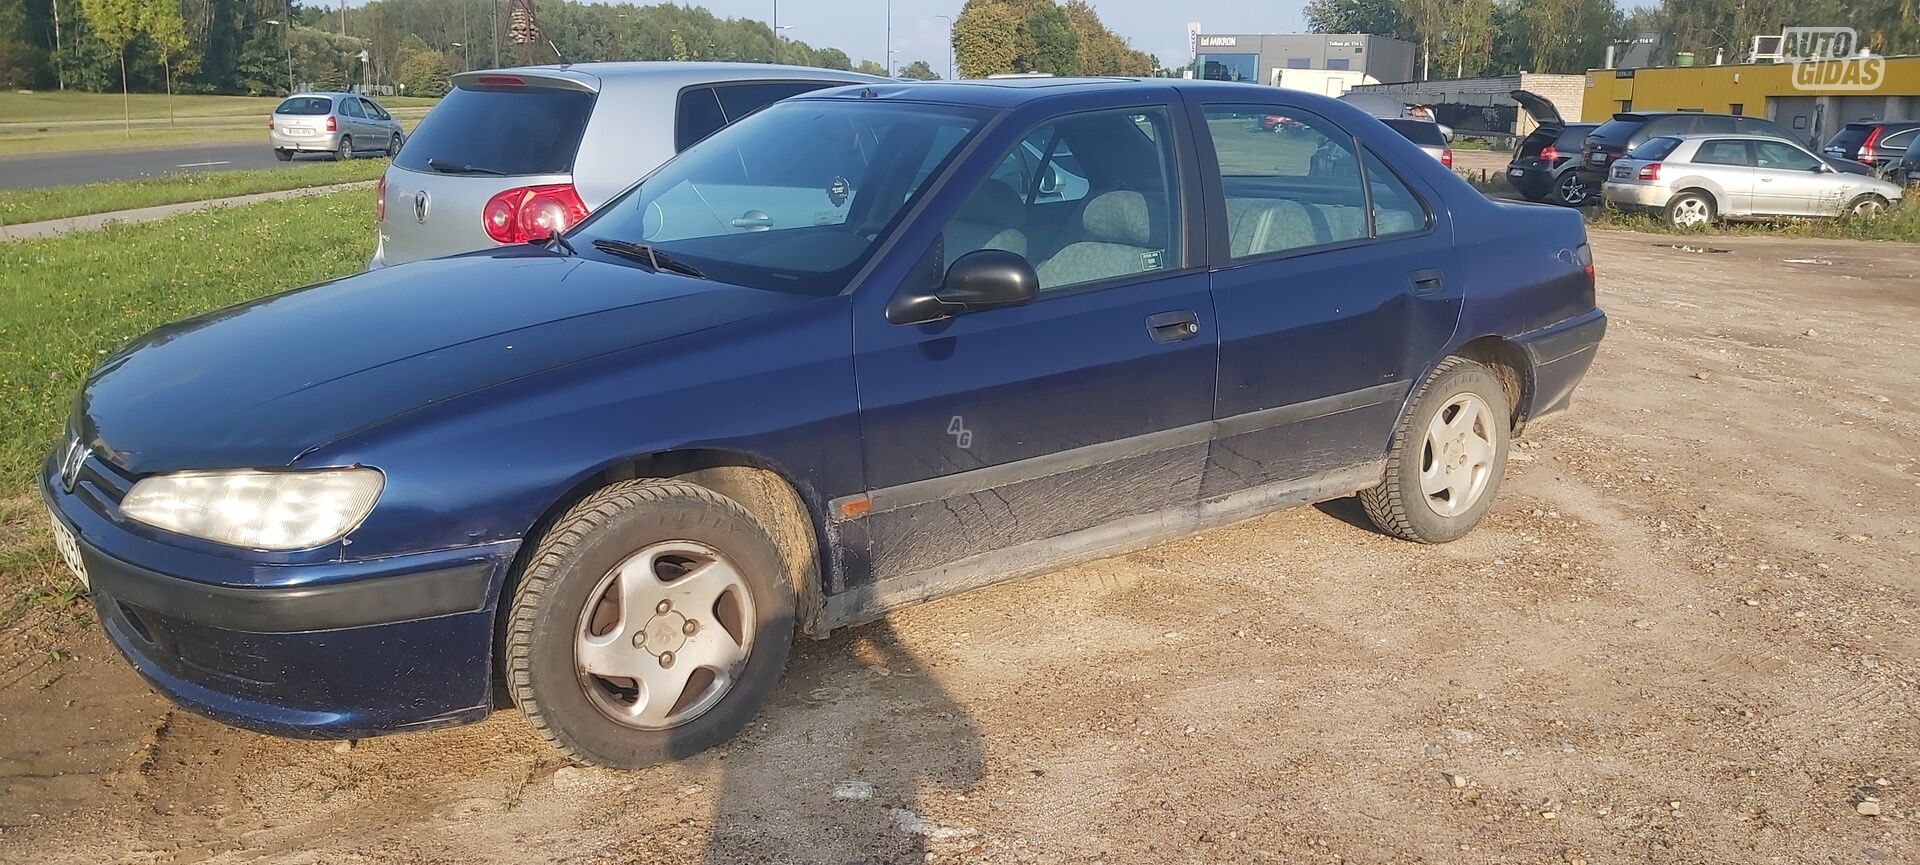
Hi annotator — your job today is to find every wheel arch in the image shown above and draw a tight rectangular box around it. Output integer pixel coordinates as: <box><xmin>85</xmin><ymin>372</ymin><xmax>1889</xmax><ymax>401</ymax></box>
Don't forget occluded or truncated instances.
<box><xmin>1451</xmin><ymin>335</ymin><xmax>1535</xmax><ymax>435</ymax></box>
<box><xmin>1666</xmin><ymin>185</ymin><xmax>1719</xmax><ymax>212</ymax></box>
<box><xmin>504</xmin><ymin>449</ymin><xmax>831</xmax><ymax>645</ymax></box>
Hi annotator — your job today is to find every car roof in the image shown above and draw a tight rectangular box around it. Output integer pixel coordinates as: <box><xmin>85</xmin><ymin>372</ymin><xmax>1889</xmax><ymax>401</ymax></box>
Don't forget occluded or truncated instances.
<box><xmin>791</xmin><ymin>77</ymin><xmax>1352</xmax><ymax>111</ymax></box>
<box><xmin>1841</xmin><ymin>120</ymin><xmax>1920</xmax><ymax>129</ymax></box>
<box><xmin>285</xmin><ymin>92</ymin><xmax>359</xmax><ymax>99</ymax></box>
<box><xmin>452</xmin><ymin>61</ymin><xmax>887</xmax><ymax>93</ymax></box>
<box><xmin>1659</xmin><ymin>133</ymin><xmax>1805</xmax><ymax>141</ymax></box>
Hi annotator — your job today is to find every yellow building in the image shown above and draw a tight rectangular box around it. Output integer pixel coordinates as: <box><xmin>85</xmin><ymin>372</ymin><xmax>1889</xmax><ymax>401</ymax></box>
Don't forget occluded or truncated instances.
<box><xmin>1583</xmin><ymin>56</ymin><xmax>1920</xmax><ymax>145</ymax></box>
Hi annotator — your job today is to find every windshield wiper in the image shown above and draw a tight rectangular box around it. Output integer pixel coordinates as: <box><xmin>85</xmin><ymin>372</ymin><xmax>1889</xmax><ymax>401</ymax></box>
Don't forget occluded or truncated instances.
<box><xmin>590</xmin><ymin>239</ymin><xmax>708</xmax><ymax>279</ymax></box>
<box><xmin>535</xmin><ymin>231</ymin><xmax>576</xmax><ymax>256</ymax></box>
<box><xmin>425</xmin><ymin>158</ymin><xmax>506</xmax><ymax>176</ymax></box>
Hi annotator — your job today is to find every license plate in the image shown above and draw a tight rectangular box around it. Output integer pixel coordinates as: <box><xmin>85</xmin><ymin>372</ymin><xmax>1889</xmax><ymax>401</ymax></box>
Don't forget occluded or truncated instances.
<box><xmin>47</xmin><ymin>512</ymin><xmax>88</xmax><ymax>589</ymax></box>
<box><xmin>1509</xmin><ymin>168</ymin><xmax>1526</xmax><ymax>177</ymax></box>
<box><xmin>286</xmin><ymin>128</ymin><xmax>311</xmax><ymax>136</ymax></box>
<box><xmin>1590</xmin><ymin>153</ymin><xmax>1609</xmax><ymax>165</ymax></box>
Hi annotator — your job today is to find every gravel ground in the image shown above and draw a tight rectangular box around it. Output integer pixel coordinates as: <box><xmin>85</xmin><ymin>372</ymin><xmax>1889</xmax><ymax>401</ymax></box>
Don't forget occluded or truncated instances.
<box><xmin>1</xmin><ymin>229</ymin><xmax>1915</xmax><ymax>865</ymax></box>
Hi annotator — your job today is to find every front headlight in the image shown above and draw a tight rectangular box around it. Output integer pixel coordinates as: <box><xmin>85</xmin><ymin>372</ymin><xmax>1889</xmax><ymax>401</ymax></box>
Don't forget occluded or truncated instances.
<box><xmin>120</xmin><ymin>468</ymin><xmax>383</xmax><ymax>550</ymax></box>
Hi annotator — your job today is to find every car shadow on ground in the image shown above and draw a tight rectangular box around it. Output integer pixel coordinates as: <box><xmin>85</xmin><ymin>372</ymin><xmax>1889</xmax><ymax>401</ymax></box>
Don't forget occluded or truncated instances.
<box><xmin>1310</xmin><ymin>495</ymin><xmax>1381</xmax><ymax>535</ymax></box>
<box><xmin>698</xmin><ymin>618</ymin><xmax>985</xmax><ymax>862</ymax></box>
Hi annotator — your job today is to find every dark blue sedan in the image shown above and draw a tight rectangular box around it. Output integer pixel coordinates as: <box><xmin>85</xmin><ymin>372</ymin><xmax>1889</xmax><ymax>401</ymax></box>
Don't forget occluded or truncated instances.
<box><xmin>43</xmin><ymin>78</ymin><xmax>1604</xmax><ymax>767</ymax></box>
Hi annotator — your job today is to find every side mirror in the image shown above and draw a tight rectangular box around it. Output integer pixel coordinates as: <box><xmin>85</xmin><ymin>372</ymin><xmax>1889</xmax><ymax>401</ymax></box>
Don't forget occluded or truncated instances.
<box><xmin>886</xmin><ymin>249</ymin><xmax>1040</xmax><ymax>325</ymax></box>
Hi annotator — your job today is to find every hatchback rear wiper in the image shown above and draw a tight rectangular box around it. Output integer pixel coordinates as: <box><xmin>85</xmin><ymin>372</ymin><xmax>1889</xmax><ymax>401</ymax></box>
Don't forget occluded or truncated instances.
<box><xmin>589</xmin><ymin>239</ymin><xmax>708</xmax><ymax>279</ymax></box>
<box><xmin>426</xmin><ymin>158</ymin><xmax>506</xmax><ymax>176</ymax></box>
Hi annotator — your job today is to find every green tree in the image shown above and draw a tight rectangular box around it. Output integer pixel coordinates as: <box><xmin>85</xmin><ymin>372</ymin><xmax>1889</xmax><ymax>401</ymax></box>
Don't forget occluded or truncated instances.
<box><xmin>1061</xmin><ymin>0</ymin><xmax>1152</xmax><ymax>74</ymax></box>
<box><xmin>138</xmin><ymin>0</ymin><xmax>189</xmax><ymax>123</ymax></box>
<box><xmin>397</xmin><ymin>46</ymin><xmax>448</xmax><ymax>96</ymax></box>
<box><xmin>854</xmin><ymin>58</ymin><xmax>885</xmax><ymax>75</ymax></box>
<box><xmin>896</xmin><ymin>58</ymin><xmax>939</xmax><ymax>79</ymax></box>
<box><xmin>1023</xmin><ymin>0</ymin><xmax>1078</xmax><ymax>74</ymax></box>
<box><xmin>953</xmin><ymin>0</ymin><xmax>1019</xmax><ymax>77</ymax></box>
<box><xmin>76</xmin><ymin>0</ymin><xmax>138</xmax><ymax>133</ymax></box>
<box><xmin>1304</xmin><ymin>0</ymin><xmax>1407</xmax><ymax>37</ymax></box>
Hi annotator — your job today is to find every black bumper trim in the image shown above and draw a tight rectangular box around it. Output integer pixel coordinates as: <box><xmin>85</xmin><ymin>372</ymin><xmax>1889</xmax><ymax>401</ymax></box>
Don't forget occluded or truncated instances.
<box><xmin>80</xmin><ymin>543</ymin><xmax>496</xmax><ymax>634</ymax></box>
<box><xmin>1521</xmin><ymin>309</ymin><xmax>1608</xmax><ymax>367</ymax></box>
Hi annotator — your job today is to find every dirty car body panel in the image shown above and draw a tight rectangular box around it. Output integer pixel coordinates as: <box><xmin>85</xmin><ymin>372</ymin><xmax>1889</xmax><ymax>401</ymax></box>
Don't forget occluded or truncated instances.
<box><xmin>44</xmin><ymin>78</ymin><xmax>1605</xmax><ymax>740</ymax></box>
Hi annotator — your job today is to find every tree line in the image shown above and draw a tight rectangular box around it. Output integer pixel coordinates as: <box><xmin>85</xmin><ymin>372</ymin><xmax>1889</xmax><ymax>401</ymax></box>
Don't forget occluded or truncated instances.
<box><xmin>0</xmin><ymin>0</ymin><xmax>948</xmax><ymax>95</ymax></box>
<box><xmin>951</xmin><ymin>0</ymin><xmax>1158</xmax><ymax>78</ymax></box>
<box><xmin>1304</xmin><ymin>0</ymin><xmax>1920</xmax><ymax>78</ymax></box>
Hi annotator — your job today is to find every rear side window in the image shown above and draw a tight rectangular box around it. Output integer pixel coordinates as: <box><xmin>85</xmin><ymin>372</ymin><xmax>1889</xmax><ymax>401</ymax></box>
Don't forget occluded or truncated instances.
<box><xmin>1735</xmin><ymin>117</ymin><xmax>1790</xmax><ymax>139</ymax></box>
<box><xmin>1693</xmin><ymin>115</ymin><xmax>1737</xmax><ymax>134</ymax></box>
<box><xmin>275</xmin><ymin>97</ymin><xmax>332</xmax><ymax>115</ymax></box>
<box><xmin>1628</xmin><ymin>137</ymin><xmax>1681</xmax><ymax>160</ymax></box>
<box><xmin>1590</xmin><ymin>117</ymin><xmax>1644</xmax><ymax>147</ymax></box>
<box><xmin>340</xmin><ymin>99</ymin><xmax>365</xmax><ymax>119</ymax></box>
<box><xmin>1555</xmin><ymin>125</ymin><xmax>1596</xmax><ymax>148</ymax></box>
<box><xmin>1381</xmin><ymin>118</ymin><xmax>1446</xmax><ymax>147</ymax></box>
<box><xmin>395</xmin><ymin>85</ymin><xmax>596</xmax><ymax>176</ymax></box>
<box><xmin>675</xmin><ymin>81</ymin><xmax>840</xmax><ymax>152</ymax></box>
<box><xmin>1691</xmin><ymin>140</ymin><xmax>1750</xmax><ymax>166</ymax></box>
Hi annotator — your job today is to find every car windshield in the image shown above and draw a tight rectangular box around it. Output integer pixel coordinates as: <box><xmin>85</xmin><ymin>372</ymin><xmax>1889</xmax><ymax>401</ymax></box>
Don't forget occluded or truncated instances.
<box><xmin>275</xmin><ymin>97</ymin><xmax>333</xmax><ymax>115</ymax></box>
<box><xmin>574</xmin><ymin>98</ymin><xmax>988</xmax><ymax>295</ymax></box>
<box><xmin>1628</xmin><ymin>137</ymin><xmax>1681</xmax><ymax>160</ymax></box>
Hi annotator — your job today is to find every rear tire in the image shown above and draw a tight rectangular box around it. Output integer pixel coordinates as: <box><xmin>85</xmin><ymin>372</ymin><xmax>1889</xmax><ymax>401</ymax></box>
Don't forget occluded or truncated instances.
<box><xmin>1360</xmin><ymin>358</ymin><xmax>1511</xmax><ymax>544</ymax></box>
<box><xmin>336</xmin><ymin>136</ymin><xmax>353</xmax><ymax>161</ymax></box>
<box><xmin>505</xmin><ymin>479</ymin><xmax>794</xmax><ymax>768</ymax></box>
<box><xmin>1665</xmin><ymin>191</ymin><xmax>1716</xmax><ymax>227</ymax></box>
<box><xmin>273</xmin><ymin>148</ymin><xmax>293</xmax><ymax>162</ymax></box>
<box><xmin>1551</xmin><ymin>172</ymin><xmax>1592</xmax><ymax>207</ymax></box>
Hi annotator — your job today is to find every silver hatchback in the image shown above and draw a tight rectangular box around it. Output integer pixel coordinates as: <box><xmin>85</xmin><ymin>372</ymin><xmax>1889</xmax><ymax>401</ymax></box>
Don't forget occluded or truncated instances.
<box><xmin>269</xmin><ymin>92</ymin><xmax>405</xmax><ymax>162</ymax></box>
<box><xmin>1603</xmin><ymin>133</ymin><xmax>1904</xmax><ymax>227</ymax></box>
<box><xmin>371</xmin><ymin>62</ymin><xmax>883</xmax><ymax>269</ymax></box>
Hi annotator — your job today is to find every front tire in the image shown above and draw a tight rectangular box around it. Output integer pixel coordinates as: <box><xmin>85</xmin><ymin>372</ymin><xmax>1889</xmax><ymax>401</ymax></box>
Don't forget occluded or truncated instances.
<box><xmin>1665</xmin><ymin>191</ymin><xmax>1715</xmax><ymax>227</ymax></box>
<box><xmin>1847</xmin><ymin>193</ymin><xmax>1889</xmax><ymax>219</ymax></box>
<box><xmin>1360</xmin><ymin>358</ymin><xmax>1511</xmax><ymax>544</ymax></box>
<box><xmin>387</xmin><ymin>133</ymin><xmax>403</xmax><ymax>157</ymax></box>
<box><xmin>505</xmin><ymin>479</ymin><xmax>794</xmax><ymax>768</ymax></box>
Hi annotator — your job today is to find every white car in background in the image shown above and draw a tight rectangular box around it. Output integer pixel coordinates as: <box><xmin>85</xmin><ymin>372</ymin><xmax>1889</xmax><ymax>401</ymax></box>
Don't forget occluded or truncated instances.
<box><xmin>1603</xmin><ymin>133</ymin><xmax>1903</xmax><ymax>227</ymax></box>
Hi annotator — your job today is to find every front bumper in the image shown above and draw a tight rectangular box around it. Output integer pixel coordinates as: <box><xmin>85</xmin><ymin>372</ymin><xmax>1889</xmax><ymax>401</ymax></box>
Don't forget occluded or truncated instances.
<box><xmin>42</xmin><ymin>456</ymin><xmax>517</xmax><ymax>740</ymax></box>
<box><xmin>1515</xmin><ymin>308</ymin><xmax>1607</xmax><ymax>424</ymax></box>
<box><xmin>269</xmin><ymin>130</ymin><xmax>345</xmax><ymax>152</ymax></box>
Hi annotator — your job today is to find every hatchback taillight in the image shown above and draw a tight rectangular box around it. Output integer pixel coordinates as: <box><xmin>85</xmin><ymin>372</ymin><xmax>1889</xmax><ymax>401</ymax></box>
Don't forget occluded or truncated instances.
<box><xmin>482</xmin><ymin>184</ymin><xmax>590</xmax><ymax>244</ymax></box>
<box><xmin>375</xmin><ymin>176</ymin><xmax>386</xmax><ymax>223</ymax></box>
<box><xmin>1540</xmin><ymin>144</ymin><xmax>1559</xmax><ymax>163</ymax></box>
<box><xmin>1638</xmin><ymin>162</ymin><xmax>1662</xmax><ymax>181</ymax></box>
<box><xmin>326</xmin><ymin>116</ymin><xmax>337</xmax><ymax>132</ymax></box>
<box><xmin>1441</xmin><ymin>147</ymin><xmax>1453</xmax><ymax>168</ymax></box>
<box><xmin>267</xmin><ymin>116</ymin><xmax>274</xmax><ymax>130</ymax></box>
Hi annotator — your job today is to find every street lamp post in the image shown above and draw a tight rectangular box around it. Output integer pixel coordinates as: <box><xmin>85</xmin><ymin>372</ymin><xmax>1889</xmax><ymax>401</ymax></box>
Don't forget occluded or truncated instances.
<box><xmin>884</xmin><ymin>0</ymin><xmax>891</xmax><ymax>76</ymax></box>
<box><xmin>450</xmin><ymin>41</ymin><xmax>464</xmax><ymax>72</ymax></box>
<box><xmin>265</xmin><ymin>19</ymin><xmax>293</xmax><ymax>95</ymax></box>
<box><xmin>934</xmin><ymin>13</ymin><xmax>954</xmax><ymax>79</ymax></box>
<box><xmin>771</xmin><ymin>0</ymin><xmax>778</xmax><ymax>63</ymax></box>
<box><xmin>775</xmin><ymin>24</ymin><xmax>793</xmax><ymax>64</ymax></box>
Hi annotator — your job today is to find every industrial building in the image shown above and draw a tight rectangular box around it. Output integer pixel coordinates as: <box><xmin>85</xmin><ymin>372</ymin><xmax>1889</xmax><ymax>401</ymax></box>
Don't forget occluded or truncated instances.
<box><xmin>1191</xmin><ymin>33</ymin><xmax>1416</xmax><ymax>86</ymax></box>
<box><xmin>1583</xmin><ymin>57</ymin><xmax>1920</xmax><ymax>147</ymax></box>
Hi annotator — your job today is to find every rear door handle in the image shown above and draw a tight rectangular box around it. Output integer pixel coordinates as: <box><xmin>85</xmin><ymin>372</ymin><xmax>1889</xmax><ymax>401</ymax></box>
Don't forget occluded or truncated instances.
<box><xmin>1146</xmin><ymin>309</ymin><xmax>1200</xmax><ymax>343</ymax></box>
<box><xmin>1410</xmin><ymin>268</ymin><xmax>1445</xmax><ymax>296</ymax></box>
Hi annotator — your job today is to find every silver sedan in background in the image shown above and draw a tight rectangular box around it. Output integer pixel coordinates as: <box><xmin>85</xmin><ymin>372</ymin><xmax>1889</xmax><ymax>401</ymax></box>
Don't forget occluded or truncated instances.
<box><xmin>269</xmin><ymin>92</ymin><xmax>405</xmax><ymax>162</ymax></box>
<box><xmin>1603</xmin><ymin>133</ymin><xmax>1903</xmax><ymax>227</ymax></box>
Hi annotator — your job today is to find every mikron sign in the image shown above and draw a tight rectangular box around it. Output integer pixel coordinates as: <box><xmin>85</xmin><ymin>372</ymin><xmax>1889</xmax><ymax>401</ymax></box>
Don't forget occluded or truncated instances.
<box><xmin>1198</xmin><ymin>36</ymin><xmax>1238</xmax><ymax>47</ymax></box>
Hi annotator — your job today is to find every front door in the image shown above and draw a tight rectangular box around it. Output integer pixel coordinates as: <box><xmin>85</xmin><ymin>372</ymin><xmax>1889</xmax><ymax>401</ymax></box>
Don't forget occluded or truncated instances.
<box><xmin>1189</xmin><ymin>101</ymin><xmax>1463</xmax><ymax>497</ymax></box>
<box><xmin>849</xmin><ymin>105</ymin><xmax>1216</xmax><ymax>596</ymax></box>
<box><xmin>1752</xmin><ymin>138</ymin><xmax>1832</xmax><ymax>215</ymax></box>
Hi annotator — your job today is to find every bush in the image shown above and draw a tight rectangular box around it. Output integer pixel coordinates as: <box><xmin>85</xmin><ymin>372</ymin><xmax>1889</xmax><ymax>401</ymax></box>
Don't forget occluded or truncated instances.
<box><xmin>397</xmin><ymin>51</ymin><xmax>450</xmax><ymax>98</ymax></box>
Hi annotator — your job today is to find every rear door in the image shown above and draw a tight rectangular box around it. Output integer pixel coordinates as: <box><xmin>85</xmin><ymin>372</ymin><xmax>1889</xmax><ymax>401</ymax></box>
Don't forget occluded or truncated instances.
<box><xmin>378</xmin><ymin>76</ymin><xmax>598</xmax><ymax>266</ymax></box>
<box><xmin>1191</xmin><ymin>99</ymin><xmax>1461</xmax><ymax>496</ymax></box>
<box><xmin>338</xmin><ymin>97</ymin><xmax>369</xmax><ymax>144</ymax></box>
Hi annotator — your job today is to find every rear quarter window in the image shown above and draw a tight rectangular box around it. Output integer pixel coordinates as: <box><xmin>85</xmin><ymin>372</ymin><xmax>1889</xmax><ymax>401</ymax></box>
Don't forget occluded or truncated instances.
<box><xmin>1555</xmin><ymin>125</ymin><xmax>1597</xmax><ymax>148</ymax></box>
<box><xmin>394</xmin><ymin>85</ymin><xmax>596</xmax><ymax>176</ymax></box>
<box><xmin>1381</xmin><ymin>118</ymin><xmax>1446</xmax><ymax>147</ymax></box>
<box><xmin>275</xmin><ymin>97</ymin><xmax>333</xmax><ymax>115</ymax></box>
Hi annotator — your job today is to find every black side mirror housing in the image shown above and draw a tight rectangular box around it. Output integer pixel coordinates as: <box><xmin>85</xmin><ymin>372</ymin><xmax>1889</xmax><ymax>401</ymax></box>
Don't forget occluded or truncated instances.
<box><xmin>887</xmin><ymin>249</ymin><xmax>1040</xmax><ymax>325</ymax></box>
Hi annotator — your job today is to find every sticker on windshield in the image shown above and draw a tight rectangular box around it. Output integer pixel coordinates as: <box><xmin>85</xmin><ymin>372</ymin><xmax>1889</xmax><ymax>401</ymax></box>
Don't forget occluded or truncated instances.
<box><xmin>828</xmin><ymin>176</ymin><xmax>851</xmax><ymax>207</ymax></box>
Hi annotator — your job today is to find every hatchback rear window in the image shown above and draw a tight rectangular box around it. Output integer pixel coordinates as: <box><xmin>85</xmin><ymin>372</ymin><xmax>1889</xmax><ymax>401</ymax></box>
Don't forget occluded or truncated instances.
<box><xmin>1381</xmin><ymin>118</ymin><xmax>1446</xmax><ymax>146</ymax></box>
<box><xmin>275</xmin><ymin>97</ymin><xmax>333</xmax><ymax>116</ymax></box>
<box><xmin>394</xmin><ymin>85</ymin><xmax>596</xmax><ymax>176</ymax></box>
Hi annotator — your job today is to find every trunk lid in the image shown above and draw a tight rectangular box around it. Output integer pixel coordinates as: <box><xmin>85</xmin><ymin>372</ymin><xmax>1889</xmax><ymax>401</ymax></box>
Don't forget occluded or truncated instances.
<box><xmin>1509</xmin><ymin>89</ymin><xmax>1565</xmax><ymax>162</ymax></box>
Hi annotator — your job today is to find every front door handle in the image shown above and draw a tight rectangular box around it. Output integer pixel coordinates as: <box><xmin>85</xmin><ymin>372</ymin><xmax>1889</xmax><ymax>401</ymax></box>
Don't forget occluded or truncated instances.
<box><xmin>1410</xmin><ymin>268</ymin><xmax>1445</xmax><ymax>296</ymax></box>
<box><xmin>1147</xmin><ymin>309</ymin><xmax>1200</xmax><ymax>343</ymax></box>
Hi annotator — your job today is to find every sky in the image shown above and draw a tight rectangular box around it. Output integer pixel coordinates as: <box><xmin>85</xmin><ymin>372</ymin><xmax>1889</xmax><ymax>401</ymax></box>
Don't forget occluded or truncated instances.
<box><xmin>709</xmin><ymin>0</ymin><xmax>1313</xmax><ymax>73</ymax></box>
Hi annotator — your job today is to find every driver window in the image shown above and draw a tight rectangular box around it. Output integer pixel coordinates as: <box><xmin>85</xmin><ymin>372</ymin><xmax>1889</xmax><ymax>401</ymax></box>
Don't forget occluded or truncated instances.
<box><xmin>1754</xmin><ymin>140</ymin><xmax>1818</xmax><ymax>171</ymax></box>
<box><xmin>942</xmin><ymin>106</ymin><xmax>1180</xmax><ymax>294</ymax></box>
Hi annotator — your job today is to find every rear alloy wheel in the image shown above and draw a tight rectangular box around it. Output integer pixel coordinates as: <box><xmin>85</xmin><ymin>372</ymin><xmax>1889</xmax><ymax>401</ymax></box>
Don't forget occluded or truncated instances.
<box><xmin>1552</xmin><ymin>172</ymin><xmax>1592</xmax><ymax>207</ymax></box>
<box><xmin>336</xmin><ymin>136</ymin><xmax>353</xmax><ymax>161</ymax></box>
<box><xmin>1665</xmin><ymin>192</ymin><xmax>1715</xmax><ymax>228</ymax></box>
<box><xmin>387</xmin><ymin>133</ymin><xmax>403</xmax><ymax>157</ymax></box>
<box><xmin>1360</xmin><ymin>357</ymin><xmax>1511</xmax><ymax>544</ymax></box>
<box><xmin>506</xmin><ymin>479</ymin><xmax>794</xmax><ymax>768</ymax></box>
<box><xmin>1848</xmin><ymin>194</ymin><xmax>1889</xmax><ymax>219</ymax></box>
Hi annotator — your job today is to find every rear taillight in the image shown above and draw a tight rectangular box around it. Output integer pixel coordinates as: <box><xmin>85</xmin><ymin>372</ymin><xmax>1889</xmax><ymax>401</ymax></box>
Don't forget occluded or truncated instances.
<box><xmin>326</xmin><ymin>116</ymin><xmax>337</xmax><ymax>132</ymax></box>
<box><xmin>1638</xmin><ymin>162</ymin><xmax>1662</xmax><ymax>181</ymax></box>
<box><xmin>1441</xmin><ymin>147</ymin><xmax>1453</xmax><ymax>168</ymax></box>
<box><xmin>1540</xmin><ymin>144</ymin><xmax>1559</xmax><ymax>162</ymax></box>
<box><xmin>1860</xmin><ymin>126</ymin><xmax>1882</xmax><ymax>164</ymax></box>
<box><xmin>267</xmin><ymin>116</ymin><xmax>274</xmax><ymax>130</ymax></box>
<box><xmin>375</xmin><ymin>176</ymin><xmax>386</xmax><ymax>223</ymax></box>
<box><xmin>482</xmin><ymin>184</ymin><xmax>590</xmax><ymax>244</ymax></box>
<box><xmin>1577</xmin><ymin>242</ymin><xmax>1594</xmax><ymax>288</ymax></box>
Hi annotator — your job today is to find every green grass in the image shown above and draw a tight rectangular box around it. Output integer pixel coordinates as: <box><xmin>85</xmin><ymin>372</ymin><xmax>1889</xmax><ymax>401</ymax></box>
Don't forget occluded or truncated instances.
<box><xmin>0</xmin><ymin>91</ymin><xmax>438</xmax><ymax>123</ymax></box>
<box><xmin>0</xmin><ymin>189</ymin><xmax>374</xmax><ymax>488</ymax></box>
<box><xmin>0</xmin><ymin>91</ymin><xmax>434</xmax><ymax>156</ymax></box>
<box><xmin>0</xmin><ymin>159</ymin><xmax>386</xmax><ymax>225</ymax></box>
<box><xmin>1587</xmin><ymin>201</ymin><xmax>1920</xmax><ymax>242</ymax></box>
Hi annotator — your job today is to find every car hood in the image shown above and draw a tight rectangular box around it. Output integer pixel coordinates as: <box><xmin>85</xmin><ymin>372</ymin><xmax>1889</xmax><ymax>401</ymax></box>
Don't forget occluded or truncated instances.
<box><xmin>79</xmin><ymin>250</ymin><xmax>817</xmax><ymax>473</ymax></box>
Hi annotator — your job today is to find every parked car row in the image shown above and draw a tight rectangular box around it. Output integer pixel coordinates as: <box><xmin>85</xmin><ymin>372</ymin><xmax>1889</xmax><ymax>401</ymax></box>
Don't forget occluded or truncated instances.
<box><xmin>59</xmin><ymin>73</ymin><xmax>1604</xmax><ymax>768</ymax></box>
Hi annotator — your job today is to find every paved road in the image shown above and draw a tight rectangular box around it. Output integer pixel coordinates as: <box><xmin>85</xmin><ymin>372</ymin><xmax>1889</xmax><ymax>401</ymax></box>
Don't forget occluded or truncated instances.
<box><xmin>0</xmin><ymin>142</ymin><xmax>340</xmax><ymax>190</ymax></box>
